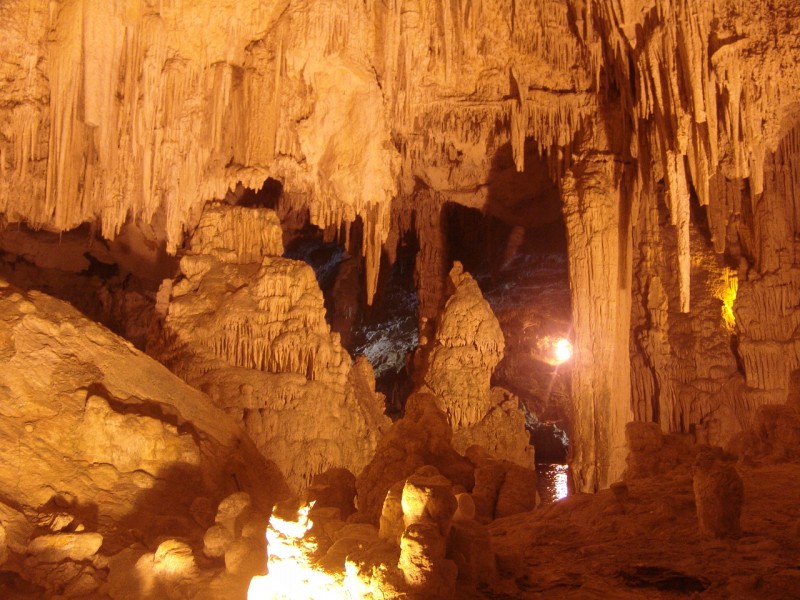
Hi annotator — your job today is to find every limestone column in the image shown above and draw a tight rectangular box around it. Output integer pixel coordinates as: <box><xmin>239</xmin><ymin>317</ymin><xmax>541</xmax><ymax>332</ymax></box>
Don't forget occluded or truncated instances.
<box><xmin>561</xmin><ymin>155</ymin><xmax>633</xmax><ymax>493</ymax></box>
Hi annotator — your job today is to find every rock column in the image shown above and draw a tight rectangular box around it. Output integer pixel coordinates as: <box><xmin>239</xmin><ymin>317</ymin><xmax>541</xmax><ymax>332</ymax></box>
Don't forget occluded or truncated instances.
<box><xmin>561</xmin><ymin>150</ymin><xmax>633</xmax><ymax>492</ymax></box>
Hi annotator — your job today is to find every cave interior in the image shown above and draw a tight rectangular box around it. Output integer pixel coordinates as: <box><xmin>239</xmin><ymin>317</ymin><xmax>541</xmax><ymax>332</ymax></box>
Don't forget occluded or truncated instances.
<box><xmin>1</xmin><ymin>0</ymin><xmax>800</xmax><ymax>598</ymax></box>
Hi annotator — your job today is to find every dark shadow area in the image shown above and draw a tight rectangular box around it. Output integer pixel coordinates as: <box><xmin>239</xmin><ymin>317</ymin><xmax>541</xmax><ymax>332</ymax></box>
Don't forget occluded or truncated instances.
<box><xmin>108</xmin><ymin>462</ymin><xmax>211</xmax><ymax>556</ymax></box>
<box><xmin>281</xmin><ymin>214</ymin><xmax>420</xmax><ymax>415</ymax></box>
<box><xmin>231</xmin><ymin>177</ymin><xmax>284</xmax><ymax>209</ymax></box>
<box><xmin>0</xmin><ymin>222</ymin><xmax>170</xmax><ymax>349</ymax></box>
<box><xmin>0</xmin><ymin>571</ymin><xmax>46</xmax><ymax>599</ymax></box>
<box><xmin>351</xmin><ymin>227</ymin><xmax>419</xmax><ymax>415</ymax></box>
<box><xmin>620</xmin><ymin>566</ymin><xmax>709</xmax><ymax>592</ymax></box>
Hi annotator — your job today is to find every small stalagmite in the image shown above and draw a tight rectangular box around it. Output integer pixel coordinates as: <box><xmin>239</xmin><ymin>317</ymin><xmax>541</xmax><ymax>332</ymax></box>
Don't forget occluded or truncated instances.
<box><xmin>692</xmin><ymin>450</ymin><xmax>744</xmax><ymax>539</ymax></box>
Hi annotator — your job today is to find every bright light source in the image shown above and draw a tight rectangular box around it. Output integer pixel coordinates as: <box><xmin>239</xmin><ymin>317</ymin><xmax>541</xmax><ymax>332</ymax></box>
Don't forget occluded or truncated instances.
<box><xmin>553</xmin><ymin>338</ymin><xmax>572</xmax><ymax>364</ymax></box>
<box><xmin>715</xmin><ymin>268</ymin><xmax>738</xmax><ymax>332</ymax></box>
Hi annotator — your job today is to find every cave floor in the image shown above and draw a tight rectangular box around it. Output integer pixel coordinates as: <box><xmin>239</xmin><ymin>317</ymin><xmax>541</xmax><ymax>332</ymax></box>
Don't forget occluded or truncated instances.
<box><xmin>475</xmin><ymin>461</ymin><xmax>800</xmax><ymax>599</ymax></box>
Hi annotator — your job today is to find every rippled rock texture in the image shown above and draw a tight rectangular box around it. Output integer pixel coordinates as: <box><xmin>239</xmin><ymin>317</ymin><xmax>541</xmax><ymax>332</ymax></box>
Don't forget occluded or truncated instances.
<box><xmin>149</xmin><ymin>203</ymin><xmax>389</xmax><ymax>491</ymax></box>
<box><xmin>0</xmin><ymin>277</ymin><xmax>287</xmax><ymax>597</ymax></box>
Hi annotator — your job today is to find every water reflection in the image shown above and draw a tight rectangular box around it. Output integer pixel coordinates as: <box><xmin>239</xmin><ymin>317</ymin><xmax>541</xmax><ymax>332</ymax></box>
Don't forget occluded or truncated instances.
<box><xmin>536</xmin><ymin>463</ymin><xmax>570</xmax><ymax>504</ymax></box>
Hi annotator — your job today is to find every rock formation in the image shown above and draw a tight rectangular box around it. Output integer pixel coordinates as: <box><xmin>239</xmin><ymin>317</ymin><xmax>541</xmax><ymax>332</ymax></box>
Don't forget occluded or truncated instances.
<box><xmin>149</xmin><ymin>203</ymin><xmax>389</xmax><ymax>491</ymax></box>
<box><xmin>0</xmin><ymin>277</ymin><xmax>287</xmax><ymax>597</ymax></box>
<box><xmin>2</xmin><ymin>0</ymin><xmax>800</xmax><ymax>596</ymax></box>
<box><xmin>692</xmin><ymin>450</ymin><xmax>744</xmax><ymax>539</ymax></box>
<box><xmin>4</xmin><ymin>0</ymin><xmax>800</xmax><ymax>495</ymax></box>
<box><xmin>250</xmin><ymin>462</ymin><xmax>503</xmax><ymax>600</ymax></box>
<box><xmin>420</xmin><ymin>262</ymin><xmax>535</xmax><ymax>468</ymax></box>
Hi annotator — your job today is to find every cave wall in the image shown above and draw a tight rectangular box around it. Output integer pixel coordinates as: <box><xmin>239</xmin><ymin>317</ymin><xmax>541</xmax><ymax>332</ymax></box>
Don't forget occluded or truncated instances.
<box><xmin>3</xmin><ymin>0</ymin><xmax>800</xmax><ymax>491</ymax></box>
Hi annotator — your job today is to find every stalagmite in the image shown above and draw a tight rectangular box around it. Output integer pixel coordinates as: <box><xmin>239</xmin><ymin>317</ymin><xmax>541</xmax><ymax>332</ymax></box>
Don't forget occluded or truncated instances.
<box><xmin>420</xmin><ymin>262</ymin><xmax>535</xmax><ymax>468</ymax></box>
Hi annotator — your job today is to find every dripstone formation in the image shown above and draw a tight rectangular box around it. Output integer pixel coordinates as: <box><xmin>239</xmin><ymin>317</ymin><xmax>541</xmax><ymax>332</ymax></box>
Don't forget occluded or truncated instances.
<box><xmin>2</xmin><ymin>0</ymin><xmax>800</xmax><ymax>598</ymax></box>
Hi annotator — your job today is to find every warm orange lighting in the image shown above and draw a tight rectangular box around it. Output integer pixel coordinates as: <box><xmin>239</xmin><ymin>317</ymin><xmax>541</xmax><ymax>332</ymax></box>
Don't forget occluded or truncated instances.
<box><xmin>534</xmin><ymin>335</ymin><xmax>573</xmax><ymax>366</ymax></box>
<box><xmin>553</xmin><ymin>338</ymin><xmax>572</xmax><ymax>364</ymax></box>
<box><xmin>248</xmin><ymin>501</ymin><xmax>352</xmax><ymax>600</ymax></box>
<box><xmin>716</xmin><ymin>269</ymin><xmax>738</xmax><ymax>332</ymax></box>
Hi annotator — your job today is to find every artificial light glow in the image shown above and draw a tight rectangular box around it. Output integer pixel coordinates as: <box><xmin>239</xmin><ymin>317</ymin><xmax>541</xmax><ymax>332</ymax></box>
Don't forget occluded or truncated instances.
<box><xmin>716</xmin><ymin>269</ymin><xmax>738</xmax><ymax>332</ymax></box>
<box><xmin>553</xmin><ymin>338</ymin><xmax>572</xmax><ymax>364</ymax></box>
<box><xmin>535</xmin><ymin>335</ymin><xmax>574</xmax><ymax>366</ymax></box>
<box><xmin>249</xmin><ymin>501</ymin><xmax>353</xmax><ymax>600</ymax></box>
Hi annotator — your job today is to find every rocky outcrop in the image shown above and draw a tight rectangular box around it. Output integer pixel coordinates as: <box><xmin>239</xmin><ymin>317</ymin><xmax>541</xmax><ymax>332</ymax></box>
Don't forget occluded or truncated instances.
<box><xmin>355</xmin><ymin>393</ymin><xmax>474</xmax><ymax>525</ymax></box>
<box><xmin>421</xmin><ymin>262</ymin><xmax>534</xmax><ymax>468</ymax></box>
<box><xmin>150</xmin><ymin>203</ymin><xmax>390</xmax><ymax>491</ymax></box>
<box><xmin>0</xmin><ymin>277</ymin><xmax>287</xmax><ymax>597</ymax></box>
<box><xmin>251</xmin><ymin>464</ymin><xmax>501</xmax><ymax>600</ymax></box>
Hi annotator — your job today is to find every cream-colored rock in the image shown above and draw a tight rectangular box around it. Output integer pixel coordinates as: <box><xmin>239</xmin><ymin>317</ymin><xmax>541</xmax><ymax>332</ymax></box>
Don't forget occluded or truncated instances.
<box><xmin>401</xmin><ymin>467</ymin><xmax>458</xmax><ymax>536</ymax></box>
<box><xmin>468</xmin><ymin>448</ymin><xmax>537</xmax><ymax>522</ymax></box>
<box><xmin>0</xmin><ymin>278</ymin><xmax>287</xmax><ymax>596</ymax></box>
<box><xmin>452</xmin><ymin>388</ymin><xmax>536</xmax><ymax>468</ymax></box>
<box><xmin>27</xmin><ymin>532</ymin><xmax>102</xmax><ymax>563</ymax></box>
<box><xmin>151</xmin><ymin>203</ymin><xmax>389</xmax><ymax>491</ymax></box>
<box><xmin>453</xmin><ymin>493</ymin><xmax>477</xmax><ymax>523</ymax></box>
<box><xmin>190</xmin><ymin>203</ymin><xmax>284</xmax><ymax>264</ymax></box>
<box><xmin>203</xmin><ymin>524</ymin><xmax>234</xmax><ymax>559</ymax></box>
<box><xmin>495</xmin><ymin>463</ymin><xmax>538</xmax><ymax>518</ymax></box>
<box><xmin>215</xmin><ymin>492</ymin><xmax>252</xmax><ymax>537</ymax></box>
<box><xmin>420</xmin><ymin>263</ymin><xmax>534</xmax><ymax>468</ymax></box>
<box><xmin>224</xmin><ymin>536</ymin><xmax>265</xmax><ymax>576</ymax></box>
<box><xmin>379</xmin><ymin>481</ymin><xmax>406</xmax><ymax>545</ymax></box>
<box><xmin>0</xmin><ymin>523</ymin><xmax>6</xmax><ymax>567</ymax></box>
<box><xmin>355</xmin><ymin>393</ymin><xmax>474</xmax><ymax>524</ymax></box>
<box><xmin>398</xmin><ymin>521</ymin><xmax>457</xmax><ymax>599</ymax></box>
<box><xmin>152</xmin><ymin>540</ymin><xmax>198</xmax><ymax>579</ymax></box>
<box><xmin>447</xmin><ymin>519</ymin><xmax>496</xmax><ymax>584</ymax></box>
<box><xmin>423</xmin><ymin>262</ymin><xmax>504</xmax><ymax>430</ymax></box>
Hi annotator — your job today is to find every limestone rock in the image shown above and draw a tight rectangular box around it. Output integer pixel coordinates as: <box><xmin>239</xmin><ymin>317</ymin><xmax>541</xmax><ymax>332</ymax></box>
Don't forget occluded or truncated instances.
<box><xmin>447</xmin><ymin>519</ymin><xmax>496</xmax><ymax>585</ymax></box>
<box><xmin>494</xmin><ymin>463</ymin><xmax>538</xmax><ymax>519</ymax></box>
<box><xmin>251</xmin><ymin>464</ymin><xmax>495</xmax><ymax>600</ymax></box>
<box><xmin>401</xmin><ymin>467</ymin><xmax>458</xmax><ymax>536</ymax></box>
<box><xmin>398</xmin><ymin>521</ymin><xmax>457</xmax><ymax>599</ymax></box>
<box><xmin>224</xmin><ymin>536</ymin><xmax>264</xmax><ymax>577</ymax></box>
<box><xmin>452</xmin><ymin>388</ymin><xmax>535</xmax><ymax>468</ymax></box>
<box><xmin>215</xmin><ymin>492</ymin><xmax>252</xmax><ymax>538</ymax></box>
<box><xmin>423</xmin><ymin>262</ymin><xmax>504</xmax><ymax>430</ymax></box>
<box><xmin>152</xmin><ymin>540</ymin><xmax>198</xmax><ymax>580</ymax></box>
<box><xmin>453</xmin><ymin>493</ymin><xmax>476</xmax><ymax>523</ymax></box>
<box><xmin>189</xmin><ymin>203</ymin><xmax>284</xmax><ymax>264</ymax></box>
<box><xmin>0</xmin><ymin>523</ymin><xmax>7</xmax><ymax>567</ymax></box>
<box><xmin>203</xmin><ymin>525</ymin><xmax>234</xmax><ymax>559</ymax></box>
<box><xmin>624</xmin><ymin>421</ymin><xmax>697</xmax><ymax>480</ymax></box>
<box><xmin>150</xmin><ymin>203</ymin><xmax>389</xmax><ymax>491</ymax></box>
<box><xmin>355</xmin><ymin>393</ymin><xmax>474</xmax><ymax>524</ymax></box>
<box><xmin>309</xmin><ymin>468</ymin><xmax>357</xmax><ymax>520</ymax></box>
<box><xmin>379</xmin><ymin>481</ymin><xmax>407</xmax><ymax>545</ymax></box>
<box><xmin>420</xmin><ymin>263</ymin><xmax>534</xmax><ymax>468</ymax></box>
<box><xmin>753</xmin><ymin>405</ymin><xmax>800</xmax><ymax>460</ymax></box>
<box><xmin>469</xmin><ymin>450</ymin><xmax>537</xmax><ymax>522</ymax></box>
<box><xmin>0</xmin><ymin>277</ymin><xmax>286</xmax><ymax>594</ymax></box>
<box><xmin>27</xmin><ymin>533</ymin><xmax>102</xmax><ymax>563</ymax></box>
<box><xmin>693</xmin><ymin>452</ymin><xmax>744</xmax><ymax>539</ymax></box>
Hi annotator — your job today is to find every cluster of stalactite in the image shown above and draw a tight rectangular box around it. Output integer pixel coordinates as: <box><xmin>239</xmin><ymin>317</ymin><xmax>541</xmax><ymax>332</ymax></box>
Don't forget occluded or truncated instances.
<box><xmin>4</xmin><ymin>0</ymin><xmax>800</xmax><ymax>494</ymax></box>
